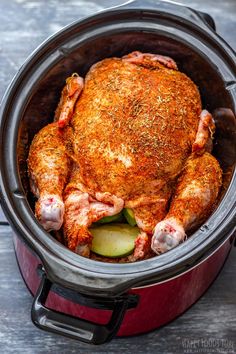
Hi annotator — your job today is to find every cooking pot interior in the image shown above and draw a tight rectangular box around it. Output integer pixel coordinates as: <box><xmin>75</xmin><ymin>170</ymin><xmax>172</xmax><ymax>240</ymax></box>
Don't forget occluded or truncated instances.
<box><xmin>18</xmin><ymin>31</ymin><xmax>236</xmax><ymax>225</ymax></box>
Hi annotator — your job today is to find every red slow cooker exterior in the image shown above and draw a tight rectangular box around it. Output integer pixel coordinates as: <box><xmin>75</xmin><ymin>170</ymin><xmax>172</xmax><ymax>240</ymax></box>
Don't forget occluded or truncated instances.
<box><xmin>0</xmin><ymin>0</ymin><xmax>236</xmax><ymax>345</ymax></box>
<box><xmin>14</xmin><ymin>232</ymin><xmax>235</xmax><ymax>337</ymax></box>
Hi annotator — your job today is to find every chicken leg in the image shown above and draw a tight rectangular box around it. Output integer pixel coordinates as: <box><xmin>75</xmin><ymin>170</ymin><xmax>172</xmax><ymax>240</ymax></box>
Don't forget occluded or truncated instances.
<box><xmin>28</xmin><ymin>123</ymin><xmax>69</xmax><ymax>231</ymax></box>
<box><xmin>151</xmin><ymin>152</ymin><xmax>222</xmax><ymax>254</ymax></box>
<box><xmin>28</xmin><ymin>73</ymin><xmax>83</xmax><ymax>230</ymax></box>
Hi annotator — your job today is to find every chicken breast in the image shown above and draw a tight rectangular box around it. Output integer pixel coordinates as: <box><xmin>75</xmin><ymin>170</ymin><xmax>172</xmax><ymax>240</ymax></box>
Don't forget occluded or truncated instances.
<box><xmin>71</xmin><ymin>54</ymin><xmax>201</xmax><ymax>202</ymax></box>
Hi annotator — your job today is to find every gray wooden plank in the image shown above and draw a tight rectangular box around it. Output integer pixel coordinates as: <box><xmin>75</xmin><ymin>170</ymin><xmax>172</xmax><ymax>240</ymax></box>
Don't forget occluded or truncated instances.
<box><xmin>0</xmin><ymin>206</ymin><xmax>8</xmax><ymax>223</ymax></box>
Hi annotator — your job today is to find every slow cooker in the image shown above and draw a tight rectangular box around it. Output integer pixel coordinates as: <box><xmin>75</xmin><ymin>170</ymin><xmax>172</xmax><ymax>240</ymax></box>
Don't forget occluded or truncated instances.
<box><xmin>0</xmin><ymin>0</ymin><xmax>236</xmax><ymax>345</ymax></box>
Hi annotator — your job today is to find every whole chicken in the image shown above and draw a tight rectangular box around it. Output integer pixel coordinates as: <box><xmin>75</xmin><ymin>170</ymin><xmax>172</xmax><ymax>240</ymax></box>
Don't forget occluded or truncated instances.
<box><xmin>28</xmin><ymin>51</ymin><xmax>222</xmax><ymax>261</ymax></box>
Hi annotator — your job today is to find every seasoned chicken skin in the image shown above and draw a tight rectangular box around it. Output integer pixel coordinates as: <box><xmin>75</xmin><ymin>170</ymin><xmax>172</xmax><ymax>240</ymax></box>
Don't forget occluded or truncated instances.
<box><xmin>28</xmin><ymin>123</ymin><xmax>69</xmax><ymax>231</ymax></box>
<box><xmin>71</xmin><ymin>53</ymin><xmax>200</xmax><ymax>199</ymax></box>
<box><xmin>28</xmin><ymin>51</ymin><xmax>222</xmax><ymax>261</ymax></box>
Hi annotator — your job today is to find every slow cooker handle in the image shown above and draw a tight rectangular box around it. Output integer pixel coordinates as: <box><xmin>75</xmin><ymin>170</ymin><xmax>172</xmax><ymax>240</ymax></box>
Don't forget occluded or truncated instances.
<box><xmin>31</xmin><ymin>272</ymin><xmax>136</xmax><ymax>344</ymax></box>
<box><xmin>115</xmin><ymin>0</ymin><xmax>216</xmax><ymax>31</ymax></box>
<box><xmin>195</xmin><ymin>10</ymin><xmax>216</xmax><ymax>30</ymax></box>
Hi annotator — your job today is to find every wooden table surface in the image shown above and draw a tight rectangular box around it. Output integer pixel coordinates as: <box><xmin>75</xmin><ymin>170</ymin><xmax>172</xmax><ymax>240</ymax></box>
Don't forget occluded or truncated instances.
<box><xmin>0</xmin><ymin>0</ymin><xmax>235</xmax><ymax>353</ymax></box>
